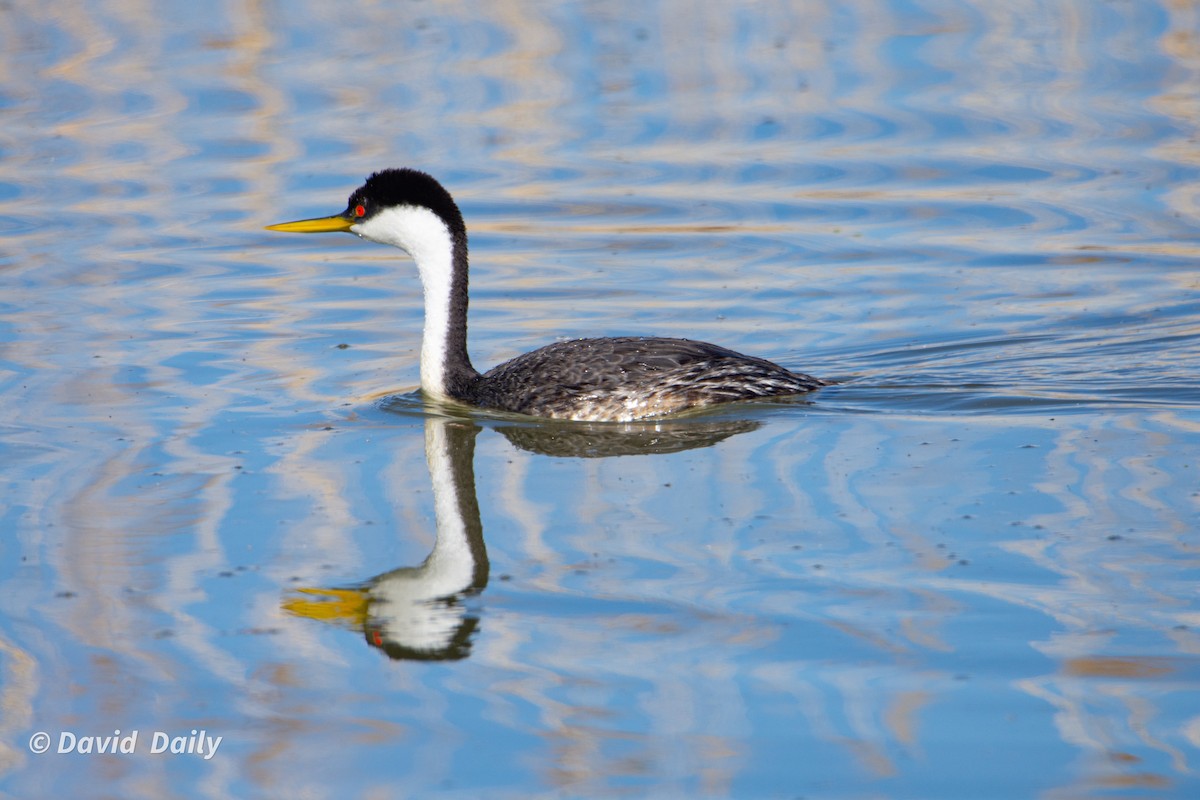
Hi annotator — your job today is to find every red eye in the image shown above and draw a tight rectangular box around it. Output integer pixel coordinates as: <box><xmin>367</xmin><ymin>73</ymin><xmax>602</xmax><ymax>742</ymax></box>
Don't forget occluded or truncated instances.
<box><xmin>354</xmin><ymin>204</ymin><xmax>366</xmax><ymax>218</ymax></box>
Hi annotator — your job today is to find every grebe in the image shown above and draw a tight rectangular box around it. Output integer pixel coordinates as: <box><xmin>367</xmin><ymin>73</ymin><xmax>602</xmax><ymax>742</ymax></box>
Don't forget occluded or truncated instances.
<box><xmin>266</xmin><ymin>168</ymin><xmax>826</xmax><ymax>421</ymax></box>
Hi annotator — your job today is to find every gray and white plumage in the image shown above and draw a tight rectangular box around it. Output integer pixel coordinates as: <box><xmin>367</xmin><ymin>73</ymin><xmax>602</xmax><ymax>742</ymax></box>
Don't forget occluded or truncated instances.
<box><xmin>267</xmin><ymin>168</ymin><xmax>827</xmax><ymax>421</ymax></box>
<box><xmin>473</xmin><ymin>336</ymin><xmax>823</xmax><ymax>421</ymax></box>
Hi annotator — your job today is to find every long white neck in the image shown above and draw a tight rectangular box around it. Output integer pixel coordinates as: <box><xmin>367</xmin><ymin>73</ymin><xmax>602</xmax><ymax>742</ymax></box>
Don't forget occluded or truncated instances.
<box><xmin>352</xmin><ymin>205</ymin><xmax>476</xmax><ymax>398</ymax></box>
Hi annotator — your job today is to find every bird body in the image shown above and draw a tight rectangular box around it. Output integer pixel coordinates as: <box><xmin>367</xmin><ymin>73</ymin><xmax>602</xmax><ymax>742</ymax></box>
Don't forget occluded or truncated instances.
<box><xmin>267</xmin><ymin>168</ymin><xmax>825</xmax><ymax>421</ymax></box>
<box><xmin>473</xmin><ymin>336</ymin><xmax>822</xmax><ymax>421</ymax></box>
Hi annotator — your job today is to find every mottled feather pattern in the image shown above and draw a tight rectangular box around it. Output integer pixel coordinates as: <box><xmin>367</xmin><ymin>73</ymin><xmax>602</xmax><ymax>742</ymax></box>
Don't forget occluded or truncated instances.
<box><xmin>466</xmin><ymin>336</ymin><xmax>827</xmax><ymax>421</ymax></box>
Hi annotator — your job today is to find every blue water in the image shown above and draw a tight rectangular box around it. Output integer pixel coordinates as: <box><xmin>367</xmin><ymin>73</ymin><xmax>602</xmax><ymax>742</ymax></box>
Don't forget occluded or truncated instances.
<box><xmin>2</xmin><ymin>1</ymin><xmax>1200</xmax><ymax>797</ymax></box>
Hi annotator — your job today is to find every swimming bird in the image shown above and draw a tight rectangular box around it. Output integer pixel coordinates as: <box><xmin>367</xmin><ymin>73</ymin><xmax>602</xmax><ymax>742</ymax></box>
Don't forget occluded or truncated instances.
<box><xmin>266</xmin><ymin>168</ymin><xmax>826</xmax><ymax>421</ymax></box>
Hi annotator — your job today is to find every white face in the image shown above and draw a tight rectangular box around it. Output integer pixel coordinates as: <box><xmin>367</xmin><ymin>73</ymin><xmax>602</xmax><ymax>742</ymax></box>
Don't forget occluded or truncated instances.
<box><xmin>351</xmin><ymin>204</ymin><xmax>453</xmax><ymax>266</ymax></box>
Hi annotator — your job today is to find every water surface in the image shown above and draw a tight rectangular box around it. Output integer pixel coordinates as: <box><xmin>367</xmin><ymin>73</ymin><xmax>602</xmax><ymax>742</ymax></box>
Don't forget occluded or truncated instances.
<box><xmin>2</xmin><ymin>1</ymin><xmax>1199</xmax><ymax>797</ymax></box>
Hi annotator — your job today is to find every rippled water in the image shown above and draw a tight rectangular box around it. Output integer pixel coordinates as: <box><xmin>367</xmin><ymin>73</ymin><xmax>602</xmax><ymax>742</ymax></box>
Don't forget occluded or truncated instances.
<box><xmin>3</xmin><ymin>1</ymin><xmax>1200</xmax><ymax>797</ymax></box>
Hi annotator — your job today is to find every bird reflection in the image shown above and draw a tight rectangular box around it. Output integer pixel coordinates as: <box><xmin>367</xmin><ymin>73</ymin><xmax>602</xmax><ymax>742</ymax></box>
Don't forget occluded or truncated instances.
<box><xmin>284</xmin><ymin>418</ymin><xmax>487</xmax><ymax>661</ymax></box>
<box><xmin>284</xmin><ymin>404</ymin><xmax>766</xmax><ymax>661</ymax></box>
<box><xmin>493</xmin><ymin>416</ymin><xmax>760</xmax><ymax>457</ymax></box>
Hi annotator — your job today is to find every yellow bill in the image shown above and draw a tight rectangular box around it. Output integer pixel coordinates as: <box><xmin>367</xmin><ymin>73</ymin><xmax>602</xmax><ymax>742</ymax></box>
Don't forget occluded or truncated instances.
<box><xmin>282</xmin><ymin>586</ymin><xmax>370</xmax><ymax>625</ymax></box>
<box><xmin>265</xmin><ymin>214</ymin><xmax>354</xmax><ymax>233</ymax></box>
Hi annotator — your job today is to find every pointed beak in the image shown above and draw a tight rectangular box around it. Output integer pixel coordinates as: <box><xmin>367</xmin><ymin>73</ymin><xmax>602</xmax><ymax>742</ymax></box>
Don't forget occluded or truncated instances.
<box><xmin>282</xmin><ymin>587</ymin><xmax>370</xmax><ymax>625</ymax></box>
<box><xmin>265</xmin><ymin>213</ymin><xmax>355</xmax><ymax>233</ymax></box>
